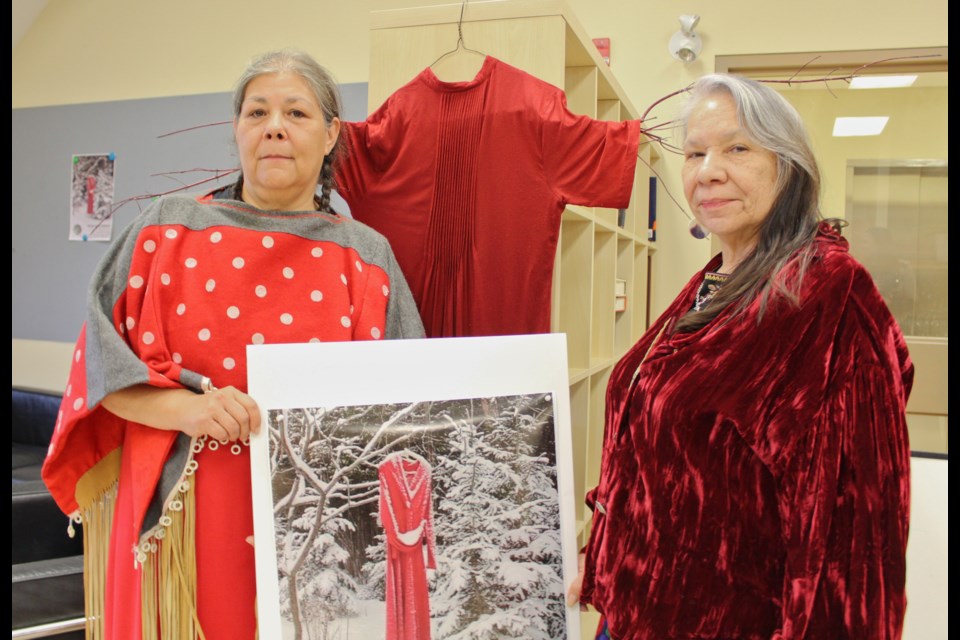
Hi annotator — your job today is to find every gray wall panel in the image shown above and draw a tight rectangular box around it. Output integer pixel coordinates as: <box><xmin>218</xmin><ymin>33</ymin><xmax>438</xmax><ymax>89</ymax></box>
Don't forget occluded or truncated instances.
<box><xmin>12</xmin><ymin>83</ymin><xmax>368</xmax><ymax>342</ymax></box>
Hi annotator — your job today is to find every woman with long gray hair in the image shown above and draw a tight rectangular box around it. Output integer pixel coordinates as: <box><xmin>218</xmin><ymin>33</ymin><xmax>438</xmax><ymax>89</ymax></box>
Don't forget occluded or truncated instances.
<box><xmin>569</xmin><ymin>73</ymin><xmax>912</xmax><ymax>640</ymax></box>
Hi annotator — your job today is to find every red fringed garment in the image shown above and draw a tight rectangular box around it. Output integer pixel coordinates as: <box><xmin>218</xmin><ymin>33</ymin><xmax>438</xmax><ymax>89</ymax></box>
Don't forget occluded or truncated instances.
<box><xmin>581</xmin><ymin>224</ymin><xmax>913</xmax><ymax>640</ymax></box>
<box><xmin>338</xmin><ymin>56</ymin><xmax>641</xmax><ymax>338</ymax></box>
<box><xmin>41</xmin><ymin>189</ymin><xmax>424</xmax><ymax>639</ymax></box>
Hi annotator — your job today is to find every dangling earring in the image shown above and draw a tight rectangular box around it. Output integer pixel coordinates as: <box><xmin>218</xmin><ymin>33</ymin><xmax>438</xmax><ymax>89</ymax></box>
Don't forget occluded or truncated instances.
<box><xmin>689</xmin><ymin>219</ymin><xmax>710</xmax><ymax>240</ymax></box>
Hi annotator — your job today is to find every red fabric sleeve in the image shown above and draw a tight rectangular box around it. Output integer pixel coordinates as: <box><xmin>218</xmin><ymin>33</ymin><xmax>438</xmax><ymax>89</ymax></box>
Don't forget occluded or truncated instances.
<box><xmin>378</xmin><ymin>468</ymin><xmax>396</xmax><ymax>544</ymax></box>
<box><xmin>339</xmin><ymin>99</ymin><xmax>404</xmax><ymax>209</ymax></box>
<box><xmin>540</xmin><ymin>92</ymin><xmax>641</xmax><ymax>209</ymax></box>
<box><xmin>42</xmin><ymin>214</ymin><xmax>185</xmax><ymax>518</ymax></box>
<box><xmin>774</xmin><ymin>363</ymin><xmax>910</xmax><ymax>639</ymax></box>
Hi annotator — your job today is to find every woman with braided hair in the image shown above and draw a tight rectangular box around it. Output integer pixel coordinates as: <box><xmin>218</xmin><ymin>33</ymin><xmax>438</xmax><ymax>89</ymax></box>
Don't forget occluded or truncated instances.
<box><xmin>226</xmin><ymin>48</ymin><xmax>345</xmax><ymax>214</ymax></box>
<box><xmin>42</xmin><ymin>48</ymin><xmax>424</xmax><ymax>639</ymax></box>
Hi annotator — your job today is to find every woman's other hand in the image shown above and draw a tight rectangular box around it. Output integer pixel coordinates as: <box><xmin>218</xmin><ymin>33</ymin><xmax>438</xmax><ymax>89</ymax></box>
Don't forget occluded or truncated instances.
<box><xmin>566</xmin><ymin>552</ymin><xmax>588</xmax><ymax>610</ymax></box>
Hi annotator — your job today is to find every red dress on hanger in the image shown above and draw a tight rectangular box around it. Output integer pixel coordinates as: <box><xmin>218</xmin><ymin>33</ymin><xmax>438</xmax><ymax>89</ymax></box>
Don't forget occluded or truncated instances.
<box><xmin>338</xmin><ymin>56</ymin><xmax>641</xmax><ymax>338</ymax></box>
<box><xmin>379</xmin><ymin>453</ymin><xmax>436</xmax><ymax>640</ymax></box>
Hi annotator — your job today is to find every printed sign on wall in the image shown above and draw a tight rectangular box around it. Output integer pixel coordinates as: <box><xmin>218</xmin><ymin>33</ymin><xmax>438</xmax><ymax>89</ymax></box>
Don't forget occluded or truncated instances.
<box><xmin>69</xmin><ymin>153</ymin><xmax>116</xmax><ymax>241</ymax></box>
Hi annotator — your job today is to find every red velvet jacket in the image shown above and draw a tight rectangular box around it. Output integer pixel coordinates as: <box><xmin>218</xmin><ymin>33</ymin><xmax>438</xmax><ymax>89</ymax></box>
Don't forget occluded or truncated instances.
<box><xmin>581</xmin><ymin>224</ymin><xmax>913</xmax><ymax>639</ymax></box>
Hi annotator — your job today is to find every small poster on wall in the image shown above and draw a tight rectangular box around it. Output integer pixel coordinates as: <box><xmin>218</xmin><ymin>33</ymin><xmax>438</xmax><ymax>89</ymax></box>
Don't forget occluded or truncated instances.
<box><xmin>69</xmin><ymin>153</ymin><xmax>116</xmax><ymax>242</ymax></box>
<box><xmin>247</xmin><ymin>335</ymin><xmax>580</xmax><ymax>640</ymax></box>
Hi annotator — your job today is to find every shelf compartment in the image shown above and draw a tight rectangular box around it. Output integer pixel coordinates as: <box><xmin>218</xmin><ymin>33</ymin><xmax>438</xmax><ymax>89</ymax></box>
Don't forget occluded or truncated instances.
<box><xmin>562</xmin><ymin>204</ymin><xmax>592</xmax><ymax>222</ymax></box>
<box><xmin>614</xmin><ymin>238</ymin><xmax>635</xmax><ymax>354</ymax></box>
<box><xmin>634</xmin><ymin>243</ymin><xmax>651</xmax><ymax>339</ymax></box>
<box><xmin>568</xmin><ymin>376</ymin><xmax>590</xmax><ymax>528</ymax></box>
<box><xmin>557</xmin><ymin>217</ymin><xmax>593</xmax><ymax>371</ymax></box>
<box><xmin>564</xmin><ymin>66</ymin><xmax>597</xmax><ymax>118</ymax></box>
<box><xmin>590</xmin><ymin>229</ymin><xmax>616</xmax><ymax>364</ymax></box>
<box><xmin>597</xmin><ymin>98</ymin><xmax>620</xmax><ymax>121</ymax></box>
<box><xmin>582</xmin><ymin>365</ymin><xmax>613</xmax><ymax>534</ymax></box>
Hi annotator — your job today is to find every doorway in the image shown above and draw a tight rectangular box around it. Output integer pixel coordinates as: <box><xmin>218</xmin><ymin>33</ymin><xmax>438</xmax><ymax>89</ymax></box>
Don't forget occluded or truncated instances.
<box><xmin>716</xmin><ymin>47</ymin><xmax>948</xmax><ymax>455</ymax></box>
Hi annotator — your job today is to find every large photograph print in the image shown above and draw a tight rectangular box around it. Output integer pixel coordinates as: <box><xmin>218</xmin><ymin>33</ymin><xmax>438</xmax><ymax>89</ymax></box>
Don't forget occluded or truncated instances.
<box><xmin>248</xmin><ymin>335</ymin><xmax>579</xmax><ymax>640</ymax></box>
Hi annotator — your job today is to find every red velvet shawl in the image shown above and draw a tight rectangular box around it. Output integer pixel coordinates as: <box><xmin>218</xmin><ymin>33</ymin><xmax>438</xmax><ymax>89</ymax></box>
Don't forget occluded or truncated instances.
<box><xmin>581</xmin><ymin>224</ymin><xmax>913</xmax><ymax>639</ymax></box>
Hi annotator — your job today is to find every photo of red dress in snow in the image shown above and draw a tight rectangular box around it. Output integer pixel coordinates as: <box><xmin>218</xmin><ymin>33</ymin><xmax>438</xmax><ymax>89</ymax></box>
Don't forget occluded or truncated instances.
<box><xmin>379</xmin><ymin>452</ymin><xmax>436</xmax><ymax>640</ymax></box>
<box><xmin>248</xmin><ymin>335</ymin><xmax>579</xmax><ymax>640</ymax></box>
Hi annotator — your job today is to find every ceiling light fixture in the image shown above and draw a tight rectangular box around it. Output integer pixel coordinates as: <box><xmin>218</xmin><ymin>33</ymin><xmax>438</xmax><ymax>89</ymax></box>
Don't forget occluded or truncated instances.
<box><xmin>669</xmin><ymin>14</ymin><xmax>702</xmax><ymax>64</ymax></box>
<box><xmin>849</xmin><ymin>75</ymin><xmax>918</xmax><ymax>89</ymax></box>
<box><xmin>833</xmin><ymin>116</ymin><xmax>890</xmax><ymax>137</ymax></box>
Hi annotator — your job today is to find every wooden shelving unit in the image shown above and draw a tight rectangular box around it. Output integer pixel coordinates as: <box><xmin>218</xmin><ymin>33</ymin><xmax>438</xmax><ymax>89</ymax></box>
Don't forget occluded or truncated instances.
<box><xmin>366</xmin><ymin>0</ymin><xmax>660</xmax><ymax>576</ymax></box>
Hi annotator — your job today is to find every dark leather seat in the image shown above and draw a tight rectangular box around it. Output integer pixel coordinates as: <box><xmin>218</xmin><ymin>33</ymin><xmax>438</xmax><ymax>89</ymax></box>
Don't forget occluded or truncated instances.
<box><xmin>12</xmin><ymin>388</ymin><xmax>85</xmax><ymax>639</ymax></box>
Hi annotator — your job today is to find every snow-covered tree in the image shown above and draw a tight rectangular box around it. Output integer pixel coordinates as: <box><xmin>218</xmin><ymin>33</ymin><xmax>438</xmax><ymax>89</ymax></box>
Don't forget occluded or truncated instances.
<box><xmin>269</xmin><ymin>394</ymin><xmax>566</xmax><ymax>639</ymax></box>
<box><xmin>427</xmin><ymin>394</ymin><xmax>565</xmax><ymax>640</ymax></box>
<box><xmin>269</xmin><ymin>402</ymin><xmax>428</xmax><ymax>640</ymax></box>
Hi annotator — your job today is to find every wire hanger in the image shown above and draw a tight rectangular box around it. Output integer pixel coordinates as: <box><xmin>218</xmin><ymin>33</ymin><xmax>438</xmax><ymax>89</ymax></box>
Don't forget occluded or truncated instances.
<box><xmin>382</xmin><ymin>449</ymin><xmax>431</xmax><ymax>469</ymax></box>
<box><xmin>429</xmin><ymin>0</ymin><xmax>486</xmax><ymax>68</ymax></box>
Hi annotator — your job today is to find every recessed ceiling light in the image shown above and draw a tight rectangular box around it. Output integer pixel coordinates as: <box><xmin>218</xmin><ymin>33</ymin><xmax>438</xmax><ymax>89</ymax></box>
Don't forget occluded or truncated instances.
<box><xmin>833</xmin><ymin>117</ymin><xmax>890</xmax><ymax>137</ymax></box>
<box><xmin>849</xmin><ymin>75</ymin><xmax>918</xmax><ymax>89</ymax></box>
